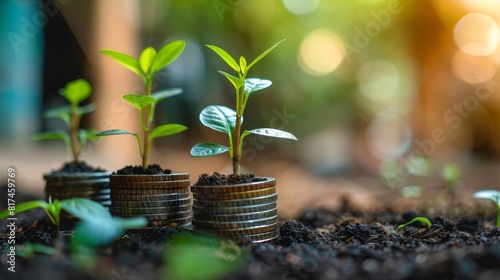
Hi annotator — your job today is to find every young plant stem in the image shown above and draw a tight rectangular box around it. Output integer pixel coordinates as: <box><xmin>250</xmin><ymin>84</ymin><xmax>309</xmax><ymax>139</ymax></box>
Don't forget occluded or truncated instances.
<box><xmin>141</xmin><ymin>82</ymin><xmax>153</xmax><ymax>170</ymax></box>
<box><xmin>70</xmin><ymin>105</ymin><xmax>81</xmax><ymax>162</ymax></box>
<box><xmin>232</xmin><ymin>116</ymin><xmax>241</xmax><ymax>175</ymax></box>
<box><xmin>232</xmin><ymin>86</ymin><xmax>245</xmax><ymax>175</ymax></box>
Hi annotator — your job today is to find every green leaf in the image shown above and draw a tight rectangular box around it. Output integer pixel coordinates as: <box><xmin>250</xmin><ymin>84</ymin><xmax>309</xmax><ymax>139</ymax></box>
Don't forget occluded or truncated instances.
<box><xmin>123</xmin><ymin>94</ymin><xmax>156</xmax><ymax>110</ymax></box>
<box><xmin>441</xmin><ymin>164</ymin><xmax>461</xmax><ymax>185</ymax></box>
<box><xmin>151</xmin><ymin>88</ymin><xmax>183</xmax><ymax>104</ymax></box>
<box><xmin>139</xmin><ymin>46</ymin><xmax>157</xmax><ymax>74</ymax></box>
<box><xmin>17</xmin><ymin>243</ymin><xmax>56</xmax><ymax>259</ymax></box>
<box><xmin>33</xmin><ymin>131</ymin><xmax>70</xmax><ymax>143</ymax></box>
<box><xmin>111</xmin><ymin>217</ymin><xmax>148</xmax><ymax>230</ymax></box>
<box><xmin>150</xmin><ymin>40</ymin><xmax>186</xmax><ymax>74</ymax></box>
<box><xmin>0</xmin><ymin>200</ymin><xmax>48</xmax><ymax>219</ymax></box>
<box><xmin>473</xmin><ymin>190</ymin><xmax>500</xmax><ymax>205</ymax></box>
<box><xmin>44</xmin><ymin>106</ymin><xmax>71</xmax><ymax>125</ymax></box>
<box><xmin>96</xmin><ymin>129</ymin><xmax>137</xmax><ymax>137</ymax></box>
<box><xmin>241</xmin><ymin>128</ymin><xmax>298</xmax><ymax>141</ymax></box>
<box><xmin>76</xmin><ymin>103</ymin><xmax>96</xmax><ymax>117</ymax></box>
<box><xmin>59</xmin><ymin>79</ymin><xmax>92</xmax><ymax>106</ymax></box>
<box><xmin>191</xmin><ymin>142</ymin><xmax>229</xmax><ymax>157</ymax></box>
<box><xmin>246</xmin><ymin>39</ymin><xmax>285</xmax><ymax>73</ymax></box>
<box><xmin>60</xmin><ymin>198</ymin><xmax>112</xmax><ymax>222</ymax></box>
<box><xmin>150</xmin><ymin>124</ymin><xmax>188</xmax><ymax>140</ymax></box>
<box><xmin>72</xmin><ymin>216</ymin><xmax>147</xmax><ymax>249</ymax></box>
<box><xmin>239</xmin><ymin>56</ymin><xmax>247</xmax><ymax>74</ymax></box>
<box><xmin>206</xmin><ymin>44</ymin><xmax>240</xmax><ymax>72</ymax></box>
<box><xmin>199</xmin><ymin>105</ymin><xmax>238</xmax><ymax>135</ymax></box>
<box><xmin>244</xmin><ymin>78</ymin><xmax>272</xmax><ymax>95</ymax></box>
<box><xmin>78</xmin><ymin>128</ymin><xmax>98</xmax><ymax>151</ymax></box>
<box><xmin>164</xmin><ymin>235</ymin><xmax>246</xmax><ymax>280</ymax></box>
<box><xmin>218</xmin><ymin>71</ymin><xmax>244</xmax><ymax>90</ymax></box>
<box><xmin>396</xmin><ymin>217</ymin><xmax>432</xmax><ymax>233</ymax></box>
<box><xmin>101</xmin><ymin>49</ymin><xmax>143</xmax><ymax>77</ymax></box>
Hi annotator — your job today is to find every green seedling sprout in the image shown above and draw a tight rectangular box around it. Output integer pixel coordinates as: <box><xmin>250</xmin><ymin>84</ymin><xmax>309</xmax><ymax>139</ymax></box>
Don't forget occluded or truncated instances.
<box><xmin>34</xmin><ymin>79</ymin><xmax>97</xmax><ymax>163</ymax></box>
<box><xmin>96</xmin><ymin>41</ymin><xmax>188</xmax><ymax>170</ymax></box>
<box><xmin>441</xmin><ymin>163</ymin><xmax>461</xmax><ymax>206</ymax></box>
<box><xmin>191</xmin><ymin>40</ymin><xmax>297</xmax><ymax>174</ymax></box>
<box><xmin>0</xmin><ymin>197</ymin><xmax>147</xmax><ymax>269</ymax></box>
<box><xmin>396</xmin><ymin>217</ymin><xmax>432</xmax><ymax>233</ymax></box>
<box><xmin>473</xmin><ymin>190</ymin><xmax>500</xmax><ymax>227</ymax></box>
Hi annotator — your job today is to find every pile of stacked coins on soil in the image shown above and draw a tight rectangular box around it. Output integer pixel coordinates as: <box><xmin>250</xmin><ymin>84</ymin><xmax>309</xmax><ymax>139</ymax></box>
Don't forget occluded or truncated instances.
<box><xmin>109</xmin><ymin>173</ymin><xmax>191</xmax><ymax>227</ymax></box>
<box><xmin>191</xmin><ymin>178</ymin><xmax>278</xmax><ymax>243</ymax></box>
<box><xmin>44</xmin><ymin>172</ymin><xmax>111</xmax><ymax>208</ymax></box>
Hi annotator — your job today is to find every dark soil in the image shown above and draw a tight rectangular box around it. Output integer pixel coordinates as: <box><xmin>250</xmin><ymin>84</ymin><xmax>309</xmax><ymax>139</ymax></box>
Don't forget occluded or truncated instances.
<box><xmin>51</xmin><ymin>161</ymin><xmax>106</xmax><ymax>174</ymax></box>
<box><xmin>194</xmin><ymin>172</ymin><xmax>266</xmax><ymax>186</ymax></box>
<box><xmin>114</xmin><ymin>164</ymin><xmax>172</xmax><ymax>175</ymax></box>
<box><xmin>1</xmin><ymin>206</ymin><xmax>499</xmax><ymax>280</ymax></box>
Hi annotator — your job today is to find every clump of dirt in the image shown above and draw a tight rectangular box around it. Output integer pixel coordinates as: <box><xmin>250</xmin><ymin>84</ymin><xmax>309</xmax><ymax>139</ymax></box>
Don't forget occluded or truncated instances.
<box><xmin>276</xmin><ymin>220</ymin><xmax>317</xmax><ymax>246</ymax></box>
<box><xmin>194</xmin><ymin>172</ymin><xmax>266</xmax><ymax>186</ymax></box>
<box><xmin>115</xmin><ymin>164</ymin><xmax>172</xmax><ymax>175</ymax></box>
<box><xmin>52</xmin><ymin>161</ymin><xmax>106</xmax><ymax>174</ymax></box>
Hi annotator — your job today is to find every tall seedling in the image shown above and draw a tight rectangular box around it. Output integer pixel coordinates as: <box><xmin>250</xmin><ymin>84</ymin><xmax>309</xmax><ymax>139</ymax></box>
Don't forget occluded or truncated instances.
<box><xmin>191</xmin><ymin>40</ymin><xmax>297</xmax><ymax>174</ymax></box>
<box><xmin>97</xmin><ymin>41</ymin><xmax>188</xmax><ymax>169</ymax></box>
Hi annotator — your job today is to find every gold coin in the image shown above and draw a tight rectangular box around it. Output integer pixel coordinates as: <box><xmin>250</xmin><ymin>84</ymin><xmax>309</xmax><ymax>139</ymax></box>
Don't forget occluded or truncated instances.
<box><xmin>110</xmin><ymin>180</ymin><xmax>190</xmax><ymax>189</ymax></box>
<box><xmin>194</xmin><ymin>208</ymin><xmax>277</xmax><ymax>222</ymax></box>
<box><xmin>191</xmin><ymin>177</ymin><xmax>275</xmax><ymax>194</ymax></box>
<box><xmin>193</xmin><ymin>193</ymin><xmax>277</xmax><ymax>208</ymax></box>
<box><xmin>111</xmin><ymin>199</ymin><xmax>189</xmax><ymax>208</ymax></box>
<box><xmin>110</xmin><ymin>188</ymin><xmax>189</xmax><ymax>195</ymax></box>
<box><xmin>114</xmin><ymin>210</ymin><xmax>192</xmax><ymax>221</ymax></box>
<box><xmin>231</xmin><ymin>230</ymin><xmax>278</xmax><ymax>244</ymax></box>
<box><xmin>110</xmin><ymin>194</ymin><xmax>191</xmax><ymax>202</ymax></box>
<box><xmin>192</xmin><ymin>187</ymin><xmax>276</xmax><ymax>200</ymax></box>
<box><xmin>110</xmin><ymin>173</ymin><xmax>189</xmax><ymax>183</ymax></box>
<box><xmin>192</xmin><ymin>201</ymin><xmax>276</xmax><ymax>215</ymax></box>
<box><xmin>109</xmin><ymin>204</ymin><xmax>191</xmax><ymax>215</ymax></box>
<box><xmin>192</xmin><ymin>215</ymin><xmax>277</xmax><ymax>230</ymax></box>
<box><xmin>197</xmin><ymin>223</ymin><xmax>278</xmax><ymax>237</ymax></box>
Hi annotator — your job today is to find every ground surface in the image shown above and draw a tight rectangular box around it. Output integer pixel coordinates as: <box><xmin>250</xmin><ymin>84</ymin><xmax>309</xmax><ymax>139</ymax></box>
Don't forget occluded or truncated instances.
<box><xmin>1</xmin><ymin>203</ymin><xmax>499</xmax><ymax>280</ymax></box>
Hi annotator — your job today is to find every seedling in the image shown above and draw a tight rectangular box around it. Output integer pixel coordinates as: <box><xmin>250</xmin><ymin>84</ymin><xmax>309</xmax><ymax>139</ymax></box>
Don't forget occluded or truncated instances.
<box><xmin>34</xmin><ymin>79</ymin><xmax>97</xmax><ymax>162</ymax></box>
<box><xmin>0</xmin><ymin>196</ymin><xmax>106</xmax><ymax>235</ymax></box>
<box><xmin>191</xmin><ymin>40</ymin><xmax>297</xmax><ymax>174</ymax></box>
<box><xmin>473</xmin><ymin>190</ymin><xmax>500</xmax><ymax>227</ymax></box>
<box><xmin>395</xmin><ymin>217</ymin><xmax>432</xmax><ymax>233</ymax></box>
<box><xmin>0</xmin><ymin>197</ymin><xmax>147</xmax><ymax>269</ymax></box>
<box><xmin>96</xmin><ymin>41</ymin><xmax>188</xmax><ymax>169</ymax></box>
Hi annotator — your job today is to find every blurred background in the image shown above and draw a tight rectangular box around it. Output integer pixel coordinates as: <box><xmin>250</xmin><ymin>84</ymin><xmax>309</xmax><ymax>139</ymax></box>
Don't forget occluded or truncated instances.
<box><xmin>1</xmin><ymin>0</ymin><xmax>500</xmax><ymax>217</ymax></box>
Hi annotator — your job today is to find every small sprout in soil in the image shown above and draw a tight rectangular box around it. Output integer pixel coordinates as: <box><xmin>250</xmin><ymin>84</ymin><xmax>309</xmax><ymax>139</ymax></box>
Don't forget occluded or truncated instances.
<box><xmin>97</xmin><ymin>41</ymin><xmax>188</xmax><ymax>170</ymax></box>
<box><xmin>34</xmin><ymin>79</ymin><xmax>97</xmax><ymax>163</ymax></box>
<box><xmin>396</xmin><ymin>216</ymin><xmax>432</xmax><ymax>233</ymax></box>
<box><xmin>441</xmin><ymin>163</ymin><xmax>461</xmax><ymax>206</ymax></box>
<box><xmin>191</xmin><ymin>40</ymin><xmax>297</xmax><ymax>174</ymax></box>
<box><xmin>473</xmin><ymin>190</ymin><xmax>500</xmax><ymax>227</ymax></box>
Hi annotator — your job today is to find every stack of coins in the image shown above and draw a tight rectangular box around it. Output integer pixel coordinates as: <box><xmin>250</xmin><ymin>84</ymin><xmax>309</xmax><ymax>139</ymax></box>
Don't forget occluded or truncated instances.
<box><xmin>109</xmin><ymin>173</ymin><xmax>191</xmax><ymax>227</ymax></box>
<box><xmin>44</xmin><ymin>172</ymin><xmax>111</xmax><ymax>208</ymax></box>
<box><xmin>191</xmin><ymin>177</ymin><xmax>278</xmax><ymax>243</ymax></box>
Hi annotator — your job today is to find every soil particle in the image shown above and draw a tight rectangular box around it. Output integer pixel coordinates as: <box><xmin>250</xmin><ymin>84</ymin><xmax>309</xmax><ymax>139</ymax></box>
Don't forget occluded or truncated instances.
<box><xmin>51</xmin><ymin>161</ymin><xmax>106</xmax><ymax>174</ymax></box>
<box><xmin>194</xmin><ymin>172</ymin><xmax>265</xmax><ymax>186</ymax></box>
<box><xmin>276</xmin><ymin>220</ymin><xmax>317</xmax><ymax>246</ymax></box>
<box><xmin>115</xmin><ymin>164</ymin><xmax>172</xmax><ymax>175</ymax></box>
<box><xmin>456</xmin><ymin>216</ymin><xmax>481</xmax><ymax>233</ymax></box>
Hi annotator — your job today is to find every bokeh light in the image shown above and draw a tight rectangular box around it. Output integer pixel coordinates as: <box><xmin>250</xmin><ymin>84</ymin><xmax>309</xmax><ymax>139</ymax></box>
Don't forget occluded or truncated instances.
<box><xmin>453</xmin><ymin>13</ymin><xmax>499</xmax><ymax>56</ymax></box>
<box><xmin>298</xmin><ymin>29</ymin><xmax>346</xmax><ymax>76</ymax></box>
<box><xmin>356</xmin><ymin>60</ymin><xmax>402</xmax><ymax>115</ymax></box>
<box><xmin>283</xmin><ymin>0</ymin><xmax>320</xmax><ymax>15</ymax></box>
<box><xmin>366</xmin><ymin>113</ymin><xmax>412</xmax><ymax>159</ymax></box>
<box><xmin>451</xmin><ymin>49</ymin><xmax>498</xmax><ymax>84</ymax></box>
